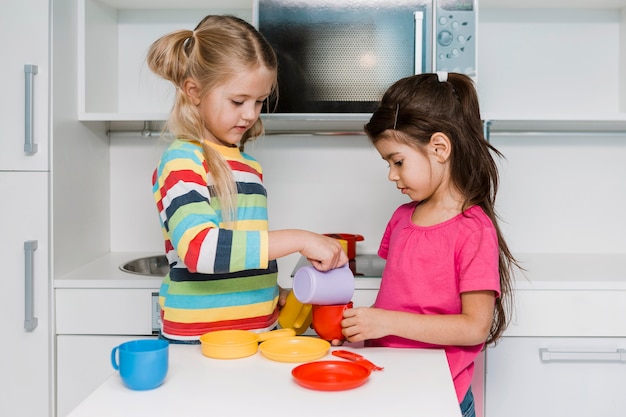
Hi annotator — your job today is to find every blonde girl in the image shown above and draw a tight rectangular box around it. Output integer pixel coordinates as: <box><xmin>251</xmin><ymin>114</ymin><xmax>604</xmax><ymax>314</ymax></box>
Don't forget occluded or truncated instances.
<box><xmin>147</xmin><ymin>15</ymin><xmax>347</xmax><ymax>343</ymax></box>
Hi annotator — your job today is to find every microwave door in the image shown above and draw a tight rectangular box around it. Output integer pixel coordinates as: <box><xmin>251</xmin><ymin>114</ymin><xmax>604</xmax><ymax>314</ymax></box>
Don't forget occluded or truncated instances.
<box><xmin>414</xmin><ymin>11</ymin><xmax>424</xmax><ymax>74</ymax></box>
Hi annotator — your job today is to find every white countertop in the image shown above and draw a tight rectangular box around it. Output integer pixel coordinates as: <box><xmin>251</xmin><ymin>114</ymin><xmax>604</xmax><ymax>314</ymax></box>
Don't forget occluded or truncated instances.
<box><xmin>55</xmin><ymin>252</ymin><xmax>163</xmax><ymax>289</ymax></box>
<box><xmin>55</xmin><ymin>252</ymin><xmax>626</xmax><ymax>291</ymax></box>
<box><xmin>67</xmin><ymin>344</ymin><xmax>462</xmax><ymax>417</ymax></box>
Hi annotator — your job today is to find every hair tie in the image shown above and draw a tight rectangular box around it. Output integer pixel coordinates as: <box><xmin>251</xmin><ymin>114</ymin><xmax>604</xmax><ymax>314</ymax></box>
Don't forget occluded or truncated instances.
<box><xmin>436</xmin><ymin>71</ymin><xmax>448</xmax><ymax>82</ymax></box>
<box><xmin>183</xmin><ymin>30</ymin><xmax>195</xmax><ymax>56</ymax></box>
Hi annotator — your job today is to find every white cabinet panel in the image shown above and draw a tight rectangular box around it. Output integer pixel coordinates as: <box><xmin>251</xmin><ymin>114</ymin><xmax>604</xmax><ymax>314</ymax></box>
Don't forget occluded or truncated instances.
<box><xmin>56</xmin><ymin>335</ymin><xmax>155</xmax><ymax>417</ymax></box>
<box><xmin>486</xmin><ymin>337</ymin><xmax>626</xmax><ymax>417</ymax></box>
<box><xmin>507</xmin><ymin>289</ymin><xmax>626</xmax><ymax>337</ymax></box>
<box><xmin>0</xmin><ymin>0</ymin><xmax>49</xmax><ymax>170</ymax></box>
<box><xmin>56</xmin><ymin>288</ymin><xmax>156</xmax><ymax>335</ymax></box>
<box><xmin>56</xmin><ymin>287</ymin><xmax>157</xmax><ymax>416</ymax></box>
<box><xmin>78</xmin><ymin>0</ymin><xmax>252</xmax><ymax>120</ymax></box>
<box><xmin>0</xmin><ymin>171</ymin><xmax>50</xmax><ymax>417</ymax></box>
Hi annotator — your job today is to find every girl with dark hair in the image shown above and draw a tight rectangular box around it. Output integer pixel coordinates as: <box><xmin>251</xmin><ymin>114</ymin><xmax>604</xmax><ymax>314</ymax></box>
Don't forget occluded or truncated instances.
<box><xmin>342</xmin><ymin>72</ymin><xmax>519</xmax><ymax>417</ymax></box>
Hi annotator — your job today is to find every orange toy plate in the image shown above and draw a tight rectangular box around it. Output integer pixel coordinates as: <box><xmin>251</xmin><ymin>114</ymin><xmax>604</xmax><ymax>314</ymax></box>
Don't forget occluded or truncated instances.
<box><xmin>291</xmin><ymin>360</ymin><xmax>371</xmax><ymax>391</ymax></box>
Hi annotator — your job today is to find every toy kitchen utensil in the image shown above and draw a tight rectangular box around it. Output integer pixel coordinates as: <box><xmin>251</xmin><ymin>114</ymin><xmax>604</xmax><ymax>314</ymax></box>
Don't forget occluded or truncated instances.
<box><xmin>332</xmin><ymin>349</ymin><xmax>384</xmax><ymax>371</ymax></box>
<box><xmin>323</xmin><ymin>233</ymin><xmax>364</xmax><ymax>260</ymax></box>
<box><xmin>311</xmin><ymin>302</ymin><xmax>353</xmax><ymax>341</ymax></box>
<box><xmin>259</xmin><ymin>336</ymin><xmax>330</xmax><ymax>363</ymax></box>
<box><xmin>199</xmin><ymin>328</ymin><xmax>295</xmax><ymax>359</ymax></box>
<box><xmin>292</xmin><ymin>263</ymin><xmax>354</xmax><ymax>305</ymax></box>
<box><xmin>110</xmin><ymin>339</ymin><xmax>169</xmax><ymax>390</ymax></box>
<box><xmin>278</xmin><ymin>291</ymin><xmax>312</xmax><ymax>335</ymax></box>
<box><xmin>291</xmin><ymin>360</ymin><xmax>371</xmax><ymax>391</ymax></box>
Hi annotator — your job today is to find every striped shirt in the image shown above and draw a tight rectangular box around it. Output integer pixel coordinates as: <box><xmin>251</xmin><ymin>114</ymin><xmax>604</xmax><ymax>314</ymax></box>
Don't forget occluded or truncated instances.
<box><xmin>152</xmin><ymin>139</ymin><xmax>279</xmax><ymax>341</ymax></box>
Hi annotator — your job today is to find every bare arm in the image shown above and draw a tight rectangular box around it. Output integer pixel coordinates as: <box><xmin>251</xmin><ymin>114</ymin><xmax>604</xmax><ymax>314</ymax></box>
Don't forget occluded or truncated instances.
<box><xmin>268</xmin><ymin>229</ymin><xmax>348</xmax><ymax>271</ymax></box>
<box><xmin>341</xmin><ymin>290</ymin><xmax>496</xmax><ymax>346</ymax></box>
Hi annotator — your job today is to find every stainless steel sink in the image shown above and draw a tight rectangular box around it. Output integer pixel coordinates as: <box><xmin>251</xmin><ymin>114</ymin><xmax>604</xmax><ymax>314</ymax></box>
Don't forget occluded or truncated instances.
<box><xmin>120</xmin><ymin>255</ymin><xmax>169</xmax><ymax>276</ymax></box>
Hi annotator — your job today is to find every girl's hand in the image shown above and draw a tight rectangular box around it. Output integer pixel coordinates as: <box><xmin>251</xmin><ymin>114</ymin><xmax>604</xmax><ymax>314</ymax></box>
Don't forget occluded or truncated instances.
<box><xmin>302</xmin><ymin>234</ymin><xmax>349</xmax><ymax>271</ymax></box>
<box><xmin>277</xmin><ymin>286</ymin><xmax>290</xmax><ymax>308</ymax></box>
<box><xmin>268</xmin><ymin>230</ymin><xmax>348</xmax><ymax>270</ymax></box>
<box><xmin>330</xmin><ymin>338</ymin><xmax>345</xmax><ymax>347</ymax></box>
<box><xmin>341</xmin><ymin>307</ymin><xmax>390</xmax><ymax>343</ymax></box>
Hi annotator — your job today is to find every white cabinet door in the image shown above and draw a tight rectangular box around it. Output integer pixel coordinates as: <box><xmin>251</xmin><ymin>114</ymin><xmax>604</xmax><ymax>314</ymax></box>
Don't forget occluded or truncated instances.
<box><xmin>56</xmin><ymin>335</ymin><xmax>155</xmax><ymax>417</ymax></box>
<box><xmin>0</xmin><ymin>172</ymin><xmax>50</xmax><ymax>417</ymax></box>
<box><xmin>485</xmin><ymin>337</ymin><xmax>626</xmax><ymax>417</ymax></box>
<box><xmin>0</xmin><ymin>0</ymin><xmax>49</xmax><ymax>171</ymax></box>
<box><xmin>0</xmin><ymin>1</ymin><xmax>51</xmax><ymax>416</ymax></box>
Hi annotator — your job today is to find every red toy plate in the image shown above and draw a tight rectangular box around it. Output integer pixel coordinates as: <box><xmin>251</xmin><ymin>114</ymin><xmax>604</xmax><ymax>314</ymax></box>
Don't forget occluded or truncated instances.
<box><xmin>291</xmin><ymin>360</ymin><xmax>372</xmax><ymax>391</ymax></box>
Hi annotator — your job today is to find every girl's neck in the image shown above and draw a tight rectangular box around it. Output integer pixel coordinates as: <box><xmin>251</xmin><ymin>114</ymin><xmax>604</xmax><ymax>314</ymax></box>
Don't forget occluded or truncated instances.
<box><xmin>411</xmin><ymin>189</ymin><xmax>465</xmax><ymax>227</ymax></box>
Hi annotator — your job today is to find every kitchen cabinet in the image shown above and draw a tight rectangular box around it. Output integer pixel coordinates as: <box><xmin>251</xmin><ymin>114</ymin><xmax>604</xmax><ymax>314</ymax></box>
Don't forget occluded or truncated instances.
<box><xmin>484</xmin><ymin>254</ymin><xmax>626</xmax><ymax>417</ymax></box>
<box><xmin>55</xmin><ymin>253</ymin><xmax>162</xmax><ymax>417</ymax></box>
<box><xmin>0</xmin><ymin>1</ymin><xmax>52</xmax><ymax>416</ymax></box>
<box><xmin>57</xmin><ymin>335</ymin><xmax>155</xmax><ymax>417</ymax></box>
<box><xmin>486</xmin><ymin>337</ymin><xmax>626</xmax><ymax>417</ymax></box>
<box><xmin>78</xmin><ymin>0</ymin><xmax>252</xmax><ymax>122</ymax></box>
<box><xmin>55</xmin><ymin>288</ymin><xmax>157</xmax><ymax>417</ymax></box>
<box><xmin>479</xmin><ymin>0</ymin><xmax>626</xmax><ymax>134</ymax></box>
<box><xmin>77</xmin><ymin>0</ymin><xmax>626</xmax><ymax>134</ymax></box>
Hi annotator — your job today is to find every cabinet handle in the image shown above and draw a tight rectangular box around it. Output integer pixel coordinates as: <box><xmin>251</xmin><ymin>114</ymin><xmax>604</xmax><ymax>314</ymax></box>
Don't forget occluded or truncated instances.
<box><xmin>414</xmin><ymin>11</ymin><xmax>424</xmax><ymax>73</ymax></box>
<box><xmin>539</xmin><ymin>348</ymin><xmax>626</xmax><ymax>363</ymax></box>
<box><xmin>24</xmin><ymin>64</ymin><xmax>39</xmax><ymax>155</ymax></box>
<box><xmin>24</xmin><ymin>240</ymin><xmax>39</xmax><ymax>331</ymax></box>
<box><xmin>483</xmin><ymin>119</ymin><xmax>492</xmax><ymax>143</ymax></box>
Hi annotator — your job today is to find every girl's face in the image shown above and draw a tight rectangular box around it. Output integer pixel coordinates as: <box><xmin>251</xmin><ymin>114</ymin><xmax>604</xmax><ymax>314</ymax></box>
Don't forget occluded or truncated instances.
<box><xmin>193</xmin><ymin>66</ymin><xmax>275</xmax><ymax>147</ymax></box>
<box><xmin>374</xmin><ymin>136</ymin><xmax>448</xmax><ymax>203</ymax></box>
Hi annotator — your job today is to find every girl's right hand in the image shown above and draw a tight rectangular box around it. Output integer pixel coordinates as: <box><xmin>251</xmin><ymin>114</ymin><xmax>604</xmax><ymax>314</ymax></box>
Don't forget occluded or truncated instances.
<box><xmin>268</xmin><ymin>229</ymin><xmax>348</xmax><ymax>270</ymax></box>
<box><xmin>302</xmin><ymin>233</ymin><xmax>349</xmax><ymax>271</ymax></box>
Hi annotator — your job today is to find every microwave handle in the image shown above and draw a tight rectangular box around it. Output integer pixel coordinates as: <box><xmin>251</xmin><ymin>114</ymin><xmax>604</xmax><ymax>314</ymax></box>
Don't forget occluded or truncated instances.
<box><xmin>414</xmin><ymin>11</ymin><xmax>424</xmax><ymax>74</ymax></box>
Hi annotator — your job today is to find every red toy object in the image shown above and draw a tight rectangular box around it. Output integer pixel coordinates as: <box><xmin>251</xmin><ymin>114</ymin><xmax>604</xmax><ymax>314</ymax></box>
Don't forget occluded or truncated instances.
<box><xmin>292</xmin><ymin>360</ymin><xmax>371</xmax><ymax>391</ymax></box>
<box><xmin>323</xmin><ymin>233</ymin><xmax>364</xmax><ymax>260</ymax></box>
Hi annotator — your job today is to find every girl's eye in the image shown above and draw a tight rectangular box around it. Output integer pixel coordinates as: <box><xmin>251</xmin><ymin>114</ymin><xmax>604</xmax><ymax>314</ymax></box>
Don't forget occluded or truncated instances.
<box><xmin>393</xmin><ymin>160</ymin><xmax>403</xmax><ymax>167</ymax></box>
<box><xmin>232</xmin><ymin>100</ymin><xmax>244</xmax><ymax>106</ymax></box>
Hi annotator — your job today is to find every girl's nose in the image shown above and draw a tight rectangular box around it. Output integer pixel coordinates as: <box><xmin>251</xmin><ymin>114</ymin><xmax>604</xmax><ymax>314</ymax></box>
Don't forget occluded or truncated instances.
<box><xmin>242</xmin><ymin>103</ymin><xmax>257</xmax><ymax>121</ymax></box>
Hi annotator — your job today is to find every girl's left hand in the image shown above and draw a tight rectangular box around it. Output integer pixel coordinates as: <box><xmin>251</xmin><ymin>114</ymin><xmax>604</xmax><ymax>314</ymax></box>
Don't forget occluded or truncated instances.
<box><xmin>340</xmin><ymin>307</ymin><xmax>390</xmax><ymax>343</ymax></box>
<box><xmin>278</xmin><ymin>286</ymin><xmax>290</xmax><ymax>308</ymax></box>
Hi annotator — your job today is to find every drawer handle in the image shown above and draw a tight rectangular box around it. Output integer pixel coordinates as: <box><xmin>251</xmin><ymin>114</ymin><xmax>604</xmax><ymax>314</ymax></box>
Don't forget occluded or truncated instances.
<box><xmin>539</xmin><ymin>348</ymin><xmax>626</xmax><ymax>363</ymax></box>
<box><xmin>24</xmin><ymin>240</ymin><xmax>39</xmax><ymax>331</ymax></box>
<box><xmin>24</xmin><ymin>64</ymin><xmax>39</xmax><ymax>155</ymax></box>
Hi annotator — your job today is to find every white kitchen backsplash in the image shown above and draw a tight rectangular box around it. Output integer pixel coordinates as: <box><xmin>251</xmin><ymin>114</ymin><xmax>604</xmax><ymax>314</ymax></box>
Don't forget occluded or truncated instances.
<box><xmin>110</xmin><ymin>132</ymin><xmax>626</xmax><ymax>284</ymax></box>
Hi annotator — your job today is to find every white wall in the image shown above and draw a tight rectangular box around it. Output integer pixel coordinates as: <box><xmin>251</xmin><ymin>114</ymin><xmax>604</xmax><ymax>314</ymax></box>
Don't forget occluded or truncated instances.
<box><xmin>108</xmin><ymin>8</ymin><xmax>626</xmax><ymax>285</ymax></box>
<box><xmin>109</xmin><ymin>131</ymin><xmax>626</xmax><ymax>285</ymax></box>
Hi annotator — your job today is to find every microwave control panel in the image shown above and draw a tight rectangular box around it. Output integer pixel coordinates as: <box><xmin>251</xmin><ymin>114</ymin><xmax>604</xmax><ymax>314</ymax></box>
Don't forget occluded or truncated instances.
<box><xmin>434</xmin><ymin>0</ymin><xmax>476</xmax><ymax>78</ymax></box>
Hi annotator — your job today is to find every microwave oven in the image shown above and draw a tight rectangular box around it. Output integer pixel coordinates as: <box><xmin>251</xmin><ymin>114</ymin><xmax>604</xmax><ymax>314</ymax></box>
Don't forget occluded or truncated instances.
<box><xmin>253</xmin><ymin>0</ymin><xmax>477</xmax><ymax>132</ymax></box>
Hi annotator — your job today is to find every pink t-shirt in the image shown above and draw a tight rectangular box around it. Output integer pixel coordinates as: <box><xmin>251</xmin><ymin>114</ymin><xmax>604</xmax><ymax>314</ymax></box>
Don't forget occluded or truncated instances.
<box><xmin>369</xmin><ymin>202</ymin><xmax>501</xmax><ymax>403</ymax></box>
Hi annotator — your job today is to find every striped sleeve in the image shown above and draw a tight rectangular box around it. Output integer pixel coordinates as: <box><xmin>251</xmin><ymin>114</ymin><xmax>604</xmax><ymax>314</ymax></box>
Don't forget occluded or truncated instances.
<box><xmin>153</xmin><ymin>140</ymin><xmax>269</xmax><ymax>275</ymax></box>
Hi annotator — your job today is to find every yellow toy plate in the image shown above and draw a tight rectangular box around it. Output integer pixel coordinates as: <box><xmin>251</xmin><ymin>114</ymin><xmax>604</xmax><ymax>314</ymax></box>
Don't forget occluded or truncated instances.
<box><xmin>259</xmin><ymin>336</ymin><xmax>330</xmax><ymax>363</ymax></box>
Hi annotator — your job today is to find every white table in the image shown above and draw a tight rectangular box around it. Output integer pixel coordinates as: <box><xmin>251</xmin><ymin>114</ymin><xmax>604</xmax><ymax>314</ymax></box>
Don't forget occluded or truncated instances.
<box><xmin>68</xmin><ymin>344</ymin><xmax>461</xmax><ymax>417</ymax></box>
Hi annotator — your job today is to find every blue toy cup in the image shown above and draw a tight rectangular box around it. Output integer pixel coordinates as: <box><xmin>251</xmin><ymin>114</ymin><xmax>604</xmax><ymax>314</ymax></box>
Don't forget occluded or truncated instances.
<box><xmin>111</xmin><ymin>339</ymin><xmax>169</xmax><ymax>390</ymax></box>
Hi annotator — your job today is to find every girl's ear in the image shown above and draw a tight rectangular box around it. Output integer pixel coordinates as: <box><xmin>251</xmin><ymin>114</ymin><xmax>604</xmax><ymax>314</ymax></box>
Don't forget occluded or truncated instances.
<box><xmin>429</xmin><ymin>132</ymin><xmax>452</xmax><ymax>163</ymax></box>
<box><xmin>182</xmin><ymin>77</ymin><xmax>201</xmax><ymax>106</ymax></box>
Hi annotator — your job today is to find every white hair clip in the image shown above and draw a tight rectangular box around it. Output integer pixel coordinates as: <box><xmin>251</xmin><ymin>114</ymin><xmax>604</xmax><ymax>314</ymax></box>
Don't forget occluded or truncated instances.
<box><xmin>393</xmin><ymin>103</ymin><xmax>399</xmax><ymax>129</ymax></box>
<box><xmin>436</xmin><ymin>71</ymin><xmax>448</xmax><ymax>82</ymax></box>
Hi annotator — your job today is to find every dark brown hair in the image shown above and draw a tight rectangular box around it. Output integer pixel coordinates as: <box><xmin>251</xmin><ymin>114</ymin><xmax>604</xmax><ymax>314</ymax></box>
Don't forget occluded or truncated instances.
<box><xmin>365</xmin><ymin>73</ymin><xmax>519</xmax><ymax>345</ymax></box>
